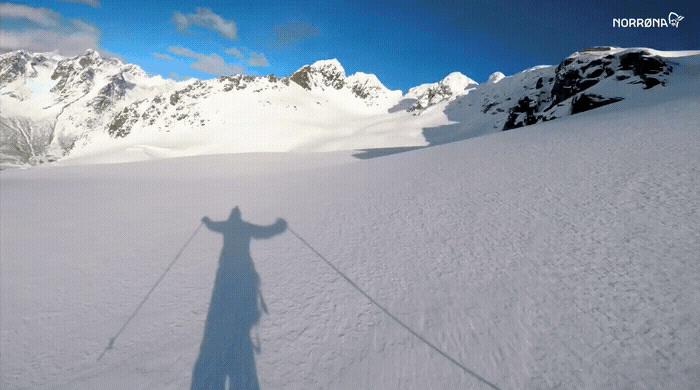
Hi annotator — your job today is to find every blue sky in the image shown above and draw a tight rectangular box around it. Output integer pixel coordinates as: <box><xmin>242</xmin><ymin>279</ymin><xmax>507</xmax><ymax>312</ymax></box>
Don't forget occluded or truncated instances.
<box><xmin>1</xmin><ymin>0</ymin><xmax>698</xmax><ymax>91</ymax></box>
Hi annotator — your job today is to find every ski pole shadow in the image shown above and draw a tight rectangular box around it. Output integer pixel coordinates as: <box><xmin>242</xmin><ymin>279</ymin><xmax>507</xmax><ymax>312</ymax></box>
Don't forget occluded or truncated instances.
<box><xmin>191</xmin><ymin>206</ymin><xmax>286</xmax><ymax>390</ymax></box>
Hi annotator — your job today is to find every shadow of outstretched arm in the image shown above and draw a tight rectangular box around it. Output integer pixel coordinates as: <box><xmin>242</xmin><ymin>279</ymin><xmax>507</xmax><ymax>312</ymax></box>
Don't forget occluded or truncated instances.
<box><xmin>201</xmin><ymin>216</ymin><xmax>227</xmax><ymax>232</ymax></box>
<box><xmin>248</xmin><ymin>218</ymin><xmax>286</xmax><ymax>238</ymax></box>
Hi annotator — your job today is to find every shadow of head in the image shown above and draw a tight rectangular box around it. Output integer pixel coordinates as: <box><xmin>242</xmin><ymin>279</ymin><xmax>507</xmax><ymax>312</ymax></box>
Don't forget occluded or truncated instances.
<box><xmin>229</xmin><ymin>206</ymin><xmax>242</xmax><ymax>221</ymax></box>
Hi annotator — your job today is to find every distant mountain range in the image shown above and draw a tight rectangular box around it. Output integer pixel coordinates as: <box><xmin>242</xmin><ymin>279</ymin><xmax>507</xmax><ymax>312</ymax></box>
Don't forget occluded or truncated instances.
<box><xmin>0</xmin><ymin>47</ymin><xmax>690</xmax><ymax>167</ymax></box>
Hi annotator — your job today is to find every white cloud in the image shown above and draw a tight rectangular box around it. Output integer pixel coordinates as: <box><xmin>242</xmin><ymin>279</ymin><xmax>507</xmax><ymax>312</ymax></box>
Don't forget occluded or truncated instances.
<box><xmin>269</xmin><ymin>21</ymin><xmax>321</xmax><ymax>49</ymax></box>
<box><xmin>0</xmin><ymin>4</ymin><xmax>116</xmax><ymax>57</ymax></box>
<box><xmin>225</xmin><ymin>47</ymin><xmax>244</xmax><ymax>59</ymax></box>
<box><xmin>0</xmin><ymin>29</ymin><xmax>97</xmax><ymax>55</ymax></box>
<box><xmin>0</xmin><ymin>3</ymin><xmax>60</xmax><ymax>27</ymax></box>
<box><xmin>168</xmin><ymin>72</ymin><xmax>193</xmax><ymax>81</ymax></box>
<box><xmin>191</xmin><ymin>54</ymin><xmax>243</xmax><ymax>75</ymax></box>
<box><xmin>67</xmin><ymin>18</ymin><xmax>99</xmax><ymax>35</ymax></box>
<box><xmin>58</xmin><ymin>0</ymin><xmax>100</xmax><ymax>7</ymax></box>
<box><xmin>168</xmin><ymin>46</ymin><xmax>244</xmax><ymax>76</ymax></box>
<box><xmin>247</xmin><ymin>52</ymin><xmax>268</xmax><ymax>67</ymax></box>
<box><xmin>168</xmin><ymin>46</ymin><xmax>197</xmax><ymax>57</ymax></box>
<box><xmin>171</xmin><ymin>8</ymin><xmax>237</xmax><ymax>40</ymax></box>
<box><xmin>171</xmin><ymin>11</ymin><xmax>189</xmax><ymax>32</ymax></box>
<box><xmin>152</xmin><ymin>52</ymin><xmax>174</xmax><ymax>61</ymax></box>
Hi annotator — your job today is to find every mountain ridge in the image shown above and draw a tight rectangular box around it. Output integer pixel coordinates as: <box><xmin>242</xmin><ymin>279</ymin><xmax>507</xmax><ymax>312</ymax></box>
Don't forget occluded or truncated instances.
<box><xmin>1</xmin><ymin>47</ymin><xmax>698</xmax><ymax>167</ymax></box>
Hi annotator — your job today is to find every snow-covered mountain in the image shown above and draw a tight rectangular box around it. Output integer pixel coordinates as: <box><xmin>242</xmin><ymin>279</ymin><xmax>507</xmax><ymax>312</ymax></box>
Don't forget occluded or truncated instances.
<box><xmin>0</xmin><ymin>47</ymin><xmax>698</xmax><ymax>167</ymax></box>
<box><xmin>0</xmin><ymin>50</ymin><xmax>417</xmax><ymax>166</ymax></box>
<box><xmin>0</xmin><ymin>49</ymin><xmax>178</xmax><ymax>166</ymax></box>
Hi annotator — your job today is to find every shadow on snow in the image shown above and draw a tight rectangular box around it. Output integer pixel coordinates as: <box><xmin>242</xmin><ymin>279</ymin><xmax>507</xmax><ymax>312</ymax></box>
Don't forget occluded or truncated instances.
<box><xmin>353</xmin><ymin>97</ymin><xmax>483</xmax><ymax>159</ymax></box>
<box><xmin>191</xmin><ymin>206</ymin><xmax>286</xmax><ymax>390</ymax></box>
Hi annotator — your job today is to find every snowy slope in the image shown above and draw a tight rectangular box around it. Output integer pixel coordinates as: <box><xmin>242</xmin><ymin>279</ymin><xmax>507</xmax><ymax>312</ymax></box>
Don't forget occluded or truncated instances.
<box><xmin>418</xmin><ymin>47</ymin><xmax>700</xmax><ymax>146</ymax></box>
<box><xmin>1</xmin><ymin>59</ymin><xmax>699</xmax><ymax>389</ymax></box>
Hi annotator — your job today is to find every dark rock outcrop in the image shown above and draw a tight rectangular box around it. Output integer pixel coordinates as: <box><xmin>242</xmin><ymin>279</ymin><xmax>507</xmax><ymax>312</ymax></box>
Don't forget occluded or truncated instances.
<box><xmin>502</xmin><ymin>49</ymin><xmax>672</xmax><ymax>131</ymax></box>
<box><xmin>571</xmin><ymin>94</ymin><xmax>624</xmax><ymax>115</ymax></box>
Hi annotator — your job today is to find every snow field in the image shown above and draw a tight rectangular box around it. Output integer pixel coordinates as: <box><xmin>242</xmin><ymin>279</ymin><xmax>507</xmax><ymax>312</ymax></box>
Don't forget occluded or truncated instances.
<box><xmin>2</xmin><ymin>92</ymin><xmax>699</xmax><ymax>388</ymax></box>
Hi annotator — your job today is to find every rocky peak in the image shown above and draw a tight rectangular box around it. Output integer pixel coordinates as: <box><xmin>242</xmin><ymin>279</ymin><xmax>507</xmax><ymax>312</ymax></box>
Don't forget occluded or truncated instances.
<box><xmin>290</xmin><ymin>59</ymin><xmax>346</xmax><ymax>90</ymax></box>
<box><xmin>503</xmin><ymin>48</ymin><xmax>672</xmax><ymax>130</ymax></box>
<box><xmin>0</xmin><ymin>51</ymin><xmax>31</xmax><ymax>85</ymax></box>
<box><xmin>78</xmin><ymin>49</ymin><xmax>101</xmax><ymax>68</ymax></box>
<box><xmin>347</xmin><ymin>72</ymin><xmax>386</xmax><ymax>97</ymax></box>
<box><xmin>49</xmin><ymin>49</ymin><xmax>132</xmax><ymax>103</ymax></box>
<box><xmin>345</xmin><ymin>71</ymin><xmax>403</xmax><ymax>106</ymax></box>
<box><xmin>88</xmin><ymin>72</ymin><xmax>136</xmax><ymax>113</ymax></box>
<box><xmin>404</xmin><ymin>72</ymin><xmax>478</xmax><ymax>111</ymax></box>
<box><xmin>0</xmin><ymin>50</ymin><xmax>56</xmax><ymax>85</ymax></box>
<box><xmin>550</xmin><ymin>49</ymin><xmax>671</xmax><ymax>105</ymax></box>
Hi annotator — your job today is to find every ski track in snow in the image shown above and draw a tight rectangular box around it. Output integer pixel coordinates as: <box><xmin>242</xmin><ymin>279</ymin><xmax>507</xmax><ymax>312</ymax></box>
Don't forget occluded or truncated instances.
<box><xmin>1</xmin><ymin>97</ymin><xmax>699</xmax><ymax>388</ymax></box>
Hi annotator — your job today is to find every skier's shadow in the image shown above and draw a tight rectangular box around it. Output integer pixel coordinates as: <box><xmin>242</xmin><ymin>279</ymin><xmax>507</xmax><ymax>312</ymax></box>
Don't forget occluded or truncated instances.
<box><xmin>191</xmin><ymin>207</ymin><xmax>286</xmax><ymax>390</ymax></box>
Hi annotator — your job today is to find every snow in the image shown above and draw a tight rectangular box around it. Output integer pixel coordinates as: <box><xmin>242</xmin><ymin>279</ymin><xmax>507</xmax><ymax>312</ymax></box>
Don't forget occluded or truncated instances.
<box><xmin>571</xmin><ymin>47</ymin><xmax>700</xmax><ymax>59</ymax></box>
<box><xmin>486</xmin><ymin>72</ymin><xmax>505</xmax><ymax>84</ymax></box>
<box><xmin>47</xmin><ymin>69</ymin><xmax>434</xmax><ymax>165</ymax></box>
<box><xmin>2</xmin><ymin>67</ymin><xmax>699</xmax><ymax>390</ymax></box>
<box><xmin>346</xmin><ymin>71</ymin><xmax>404</xmax><ymax>105</ymax></box>
<box><xmin>440</xmin><ymin>72</ymin><xmax>478</xmax><ymax>93</ymax></box>
<box><xmin>405</xmin><ymin>72</ymin><xmax>478</xmax><ymax>101</ymax></box>
<box><xmin>304</xmin><ymin>58</ymin><xmax>344</xmax><ymax>72</ymax></box>
<box><xmin>346</xmin><ymin>71</ymin><xmax>382</xmax><ymax>85</ymax></box>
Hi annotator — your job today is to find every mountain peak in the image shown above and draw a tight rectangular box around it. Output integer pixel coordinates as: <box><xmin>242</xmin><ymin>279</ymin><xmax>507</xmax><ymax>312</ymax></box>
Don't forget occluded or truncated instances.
<box><xmin>309</xmin><ymin>58</ymin><xmax>344</xmax><ymax>72</ymax></box>
<box><xmin>84</xmin><ymin>49</ymin><xmax>100</xmax><ymax>58</ymax></box>
<box><xmin>346</xmin><ymin>71</ymin><xmax>402</xmax><ymax>104</ymax></box>
<box><xmin>347</xmin><ymin>71</ymin><xmax>380</xmax><ymax>84</ymax></box>
<box><xmin>439</xmin><ymin>72</ymin><xmax>478</xmax><ymax>92</ymax></box>
<box><xmin>290</xmin><ymin>58</ymin><xmax>346</xmax><ymax>90</ymax></box>
<box><xmin>487</xmin><ymin>72</ymin><xmax>506</xmax><ymax>83</ymax></box>
<box><xmin>403</xmin><ymin>71</ymin><xmax>478</xmax><ymax>111</ymax></box>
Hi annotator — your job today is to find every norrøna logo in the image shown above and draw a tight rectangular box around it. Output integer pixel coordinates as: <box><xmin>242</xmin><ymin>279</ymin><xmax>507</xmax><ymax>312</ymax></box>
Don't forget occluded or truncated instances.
<box><xmin>668</xmin><ymin>12</ymin><xmax>684</xmax><ymax>27</ymax></box>
<box><xmin>613</xmin><ymin>12</ymin><xmax>684</xmax><ymax>28</ymax></box>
